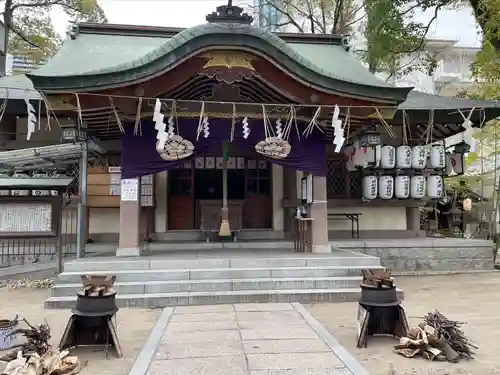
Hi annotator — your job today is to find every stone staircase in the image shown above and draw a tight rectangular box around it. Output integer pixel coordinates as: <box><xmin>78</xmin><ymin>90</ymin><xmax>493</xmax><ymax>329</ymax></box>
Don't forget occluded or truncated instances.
<box><xmin>45</xmin><ymin>247</ymin><xmax>403</xmax><ymax>309</ymax></box>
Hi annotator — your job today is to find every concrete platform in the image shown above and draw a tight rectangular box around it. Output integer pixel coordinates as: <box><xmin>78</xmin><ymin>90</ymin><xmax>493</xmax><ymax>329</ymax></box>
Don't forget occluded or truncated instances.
<box><xmin>46</xmin><ymin>248</ymin><xmax>392</xmax><ymax>309</ymax></box>
<box><xmin>128</xmin><ymin>303</ymin><xmax>371</xmax><ymax>375</ymax></box>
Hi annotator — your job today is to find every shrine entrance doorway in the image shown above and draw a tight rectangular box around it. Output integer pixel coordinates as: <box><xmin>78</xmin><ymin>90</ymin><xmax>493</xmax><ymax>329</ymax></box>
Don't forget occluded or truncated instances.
<box><xmin>167</xmin><ymin>151</ymin><xmax>272</xmax><ymax>231</ymax></box>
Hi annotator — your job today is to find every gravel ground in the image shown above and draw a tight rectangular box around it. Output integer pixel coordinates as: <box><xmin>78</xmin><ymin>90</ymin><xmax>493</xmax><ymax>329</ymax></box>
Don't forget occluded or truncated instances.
<box><xmin>0</xmin><ymin>288</ymin><xmax>161</xmax><ymax>375</ymax></box>
<box><xmin>308</xmin><ymin>273</ymin><xmax>500</xmax><ymax>375</ymax></box>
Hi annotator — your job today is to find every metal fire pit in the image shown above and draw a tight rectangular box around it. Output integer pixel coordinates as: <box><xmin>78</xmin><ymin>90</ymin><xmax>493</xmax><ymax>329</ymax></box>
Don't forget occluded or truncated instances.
<box><xmin>359</xmin><ymin>283</ymin><xmax>400</xmax><ymax>307</ymax></box>
<box><xmin>59</xmin><ymin>275</ymin><xmax>122</xmax><ymax>358</ymax></box>
<box><xmin>74</xmin><ymin>290</ymin><xmax>118</xmax><ymax>317</ymax></box>
<box><xmin>357</xmin><ymin>283</ymin><xmax>409</xmax><ymax>348</ymax></box>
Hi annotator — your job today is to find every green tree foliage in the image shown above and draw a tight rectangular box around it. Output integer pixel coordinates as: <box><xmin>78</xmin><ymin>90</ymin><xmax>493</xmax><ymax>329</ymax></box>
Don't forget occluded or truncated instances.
<box><xmin>3</xmin><ymin>0</ymin><xmax>107</xmax><ymax>64</ymax></box>
<box><xmin>463</xmin><ymin>0</ymin><xmax>500</xmax><ymax>100</ymax></box>
<box><xmin>362</xmin><ymin>0</ymin><xmax>443</xmax><ymax>75</ymax></box>
<box><xmin>254</xmin><ymin>0</ymin><xmax>444</xmax><ymax>78</ymax></box>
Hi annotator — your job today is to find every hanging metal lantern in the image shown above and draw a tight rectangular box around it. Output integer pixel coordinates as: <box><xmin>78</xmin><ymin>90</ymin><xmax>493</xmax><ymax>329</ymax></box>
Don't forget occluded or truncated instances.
<box><xmin>359</xmin><ymin>129</ymin><xmax>381</xmax><ymax>147</ymax></box>
<box><xmin>395</xmin><ymin>176</ymin><xmax>410</xmax><ymax>199</ymax></box>
<box><xmin>454</xmin><ymin>142</ymin><xmax>471</xmax><ymax>154</ymax></box>
<box><xmin>378</xmin><ymin>175</ymin><xmax>394</xmax><ymax>200</ymax></box>
<box><xmin>60</xmin><ymin>122</ymin><xmax>87</xmax><ymax>143</ymax></box>
<box><xmin>362</xmin><ymin>175</ymin><xmax>378</xmax><ymax>200</ymax></box>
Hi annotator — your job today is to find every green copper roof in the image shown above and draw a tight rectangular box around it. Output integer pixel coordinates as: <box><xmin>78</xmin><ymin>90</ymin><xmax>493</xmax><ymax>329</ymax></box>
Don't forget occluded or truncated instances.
<box><xmin>27</xmin><ymin>22</ymin><xmax>411</xmax><ymax>102</ymax></box>
<box><xmin>0</xmin><ymin>74</ymin><xmax>41</xmax><ymax>100</ymax></box>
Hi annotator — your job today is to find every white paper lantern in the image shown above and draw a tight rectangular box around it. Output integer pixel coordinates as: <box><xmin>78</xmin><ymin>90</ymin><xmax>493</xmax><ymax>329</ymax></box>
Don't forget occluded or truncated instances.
<box><xmin>445</xmin><ymin>152</ymin><xmax>454</xmax><ymax>175</ymax></box>
<box><xmin>374</xmin><ymin>145</ymin><xmax>381</xmax><ymax>168</ymax></box>
<box><xmin>378</xmin><ymin>176</ymin><xmax>394</xmax><ymax>199</ymax></box>
<box><xmin>450</xmin><ymin>152</ymin><xmax>464</xmax><ymax>174</ymax></box>
<box><xmin>343</xmin><ymin>145</ymin><xmax>356</xmax><ymax>171</ymax></box>
<box><xmin>430</xmin><ymin>144</ymin><xmax>445</xmax><ymax>169</ymax></box>
<box><xmin>395</xmin><ymin>176</ymin><xmax>410</xmax><ymax>199</ymax></box>
<box><xmin>411</xmin><ymin>175</ymin><xmax>425</xmax><ymax>199</ymax></box>
<box><xmin>352</xmin><ymin>141</ymin><xmax>368</xmax><ymax>168</ymax></box>
<box><xmin>425</xmin><ymin>148</ymin><xmax>432</xmax><ymax>168</ymax></box>
<box><xmin>427</xmin><ymin>175</ymin><xmax>444</xmax><ymax>198</ymax></box>
<box><xmin>362</xmin><ymin>175</ymin><xmax>378</xmax><ymax>200</ymax></box>
<box><xmin>411</xmin><ymin>145</ymin><xmax>427</xmax><ymax>169</ymax></box>
<box><xmin>380</xmin><ymin>145</ymin><xmax>396</xmax><ymax>169</ymax></box>
<box><xmin>396</xmin><ymin>145</ymin><xmax>412</xmax><ymax>169</ymax></box>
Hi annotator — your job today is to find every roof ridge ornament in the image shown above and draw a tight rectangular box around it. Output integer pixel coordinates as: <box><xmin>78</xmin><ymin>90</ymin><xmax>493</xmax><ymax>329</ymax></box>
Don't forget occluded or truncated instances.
<box><xmin>206</xmin><ymin>0</ymin><xmax>254</xmax><ymax>25</ymax></box>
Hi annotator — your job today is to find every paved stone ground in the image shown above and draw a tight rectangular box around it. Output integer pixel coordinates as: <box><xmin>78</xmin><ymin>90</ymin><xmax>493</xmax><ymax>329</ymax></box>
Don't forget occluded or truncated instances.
<box><xmin>146</xmin><ymin>303</ymin><xmax>360</xmax><ymax>375</ymax></box>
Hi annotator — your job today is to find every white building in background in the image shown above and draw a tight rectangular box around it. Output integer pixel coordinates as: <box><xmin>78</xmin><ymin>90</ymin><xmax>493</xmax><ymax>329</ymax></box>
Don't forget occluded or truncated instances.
<box><xmin>393</xmin><ymin>38</ymin><xmax>480</xmax><ymax>95</ymax></box>
<box><xmin>5</xmin><ymin>52</ymin><xmax>43</xmax><ymax>75</ymax></box>
<box><xmin>252</xmin><ymin>0</ymin><xmax>280</xmax><ymax>31</ymax></box>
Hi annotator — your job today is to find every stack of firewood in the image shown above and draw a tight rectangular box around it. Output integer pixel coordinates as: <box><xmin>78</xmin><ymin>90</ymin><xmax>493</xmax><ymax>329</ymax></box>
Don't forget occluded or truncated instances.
<box><xmin>0</xmin><ymin>319</ymin><xmax>85</xmax><ymax>375</ymax></box>
<box><xmin>361</xmin><ymin>269</ymin><xmax>395</xmax><ymax>288</ymax></box>
<box><xmin>1</xmin><ymin>348</ymin><xmax>85</xmax><ymax>375</ymax></box>
<box><xmin>79</xmin><ymin>275</ymin><xmax>116</xmax><ymax>296</ymax></box>
<box><xmin>394</xmin><ymin>310</ymin><xmax>477</xmax><ymax>363</ymax></box>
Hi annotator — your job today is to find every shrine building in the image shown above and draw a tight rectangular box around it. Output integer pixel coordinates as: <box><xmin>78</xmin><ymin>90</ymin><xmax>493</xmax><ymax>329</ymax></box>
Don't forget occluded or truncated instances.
<box><xmin>9</xmin><ymin>3</ymin><xmax>500</xmax><ymax>257</ymax></box>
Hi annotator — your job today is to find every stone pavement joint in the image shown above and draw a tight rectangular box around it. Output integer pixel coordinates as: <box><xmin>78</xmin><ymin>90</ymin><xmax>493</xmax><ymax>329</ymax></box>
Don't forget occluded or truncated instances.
<box><xmin>132</xmin><ymin>303</ymin><xmax>370</xmax><ymax>375</ymax></box>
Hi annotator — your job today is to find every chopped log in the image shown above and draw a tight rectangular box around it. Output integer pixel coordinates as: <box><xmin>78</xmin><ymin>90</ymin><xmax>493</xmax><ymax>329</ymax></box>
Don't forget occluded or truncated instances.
<box><xmin>424</xmin><ymin>310</ymin><xmax>477</xmax><ymax>359</ymax></box>
<box><xmin>434</xmin><ymin>338</ymin><xmax>460</xmax><ymax>363</ymax></box>
<box><xmin>361</xmin><ymin>269</ymin><xmax>394</xmax><ymax>288</ymax></box>
<box><xmin>1</xmin><ymin>349</ymin><xmax>82</xmax><ymax>375</ymax></box>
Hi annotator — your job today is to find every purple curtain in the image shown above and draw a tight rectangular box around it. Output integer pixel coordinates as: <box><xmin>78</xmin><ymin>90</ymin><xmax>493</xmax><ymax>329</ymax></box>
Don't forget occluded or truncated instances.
<box><xmin>121</xmin><ymin>118</ymin><xmax>326</xmax><ymax>179</ymax></box>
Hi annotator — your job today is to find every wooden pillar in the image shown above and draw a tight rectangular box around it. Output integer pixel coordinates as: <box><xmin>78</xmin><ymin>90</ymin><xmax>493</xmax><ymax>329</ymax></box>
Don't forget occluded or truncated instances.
<box><xmin>272</xmin><ymin>164</ymin><xmax>284</xmax><ymax>231</ymax></box>
<box><xmin>116</xmin><ymin>178</ymin><xmax>142</xmax><ymax>256</ymax></box>
<box><xmin>310</xmin><ymin>176</ymin><xmax>330</xmax><ymax>253</ymax></box>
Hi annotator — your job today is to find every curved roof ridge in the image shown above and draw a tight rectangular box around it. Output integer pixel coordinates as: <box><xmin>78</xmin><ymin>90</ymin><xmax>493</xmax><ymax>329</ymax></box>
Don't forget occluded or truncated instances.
<box><xmin>77</xmin><ymin>22</ymin><xmax>391</xmax><ymax>88</ymax></box>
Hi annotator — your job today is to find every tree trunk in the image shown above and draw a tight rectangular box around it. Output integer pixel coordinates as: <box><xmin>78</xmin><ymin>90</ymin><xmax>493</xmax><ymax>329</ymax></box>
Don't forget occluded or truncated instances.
<box><xmin>1</xmin><ymin>0</ymin><xmax>13</xmax><ymax>76</ymax></box>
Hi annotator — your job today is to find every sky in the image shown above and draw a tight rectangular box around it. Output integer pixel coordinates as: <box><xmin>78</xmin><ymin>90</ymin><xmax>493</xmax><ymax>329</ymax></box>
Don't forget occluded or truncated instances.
<box><xmin>46</xmin><ymin>0</ymin><xmax>482</xmax><ymax>48</ymax></box>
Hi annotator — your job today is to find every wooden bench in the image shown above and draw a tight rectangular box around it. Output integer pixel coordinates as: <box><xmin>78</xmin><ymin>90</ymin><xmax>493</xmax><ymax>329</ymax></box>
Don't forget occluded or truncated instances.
<box><xmin>328</xmin><ymin>213</ymin><xmax>362</xmax><ymax>238</ymax></box>
<box><xmin>199</xmin><ymin>201</ymin><xmax>242</xmax><ymax>242</ymax></box>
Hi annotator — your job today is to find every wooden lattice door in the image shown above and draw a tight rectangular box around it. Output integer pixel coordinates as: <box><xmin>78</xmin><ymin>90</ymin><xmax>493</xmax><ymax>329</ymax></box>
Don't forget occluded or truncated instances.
<box><xmin>168</xmin><ymin>162</ymin><xmax>195</xmax><ymax>229</ymax></box>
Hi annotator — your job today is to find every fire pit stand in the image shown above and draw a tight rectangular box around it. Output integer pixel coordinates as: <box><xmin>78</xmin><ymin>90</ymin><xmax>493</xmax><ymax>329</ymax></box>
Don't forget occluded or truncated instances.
<box><xmin>59</xmin><ymin>275</ymin><xmax>122</xmax><ymax>358</ymax></box>
<box><xmin>356</xmin><ymin>269</ymin><xmax>409</xmax><ymax>348</ymax></box>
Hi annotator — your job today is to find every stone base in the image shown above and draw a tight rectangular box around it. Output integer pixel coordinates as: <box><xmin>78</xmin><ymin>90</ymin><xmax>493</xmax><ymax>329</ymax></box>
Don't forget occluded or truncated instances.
<box><xmin>335</xmin><ymin>238</ymin><xmax>494</xmax><ymax>272</ymax></box>
<box><xmin>116</xmin><ymin>246</ymin><xmax>141</xmax><ymax>257</ymax></box>
<box><xmin>312</xmin><ymin>244</ymin><xmax>331</xmax><ymax>253</ymax></box>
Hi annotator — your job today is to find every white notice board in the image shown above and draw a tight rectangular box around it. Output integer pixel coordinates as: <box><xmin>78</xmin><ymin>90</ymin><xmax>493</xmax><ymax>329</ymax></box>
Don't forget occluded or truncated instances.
<box><xmin>0</xmin><ymin>203</ymin><xmax>52</xmax><ymax>233</ymax></box>
<box><xmin>121</xmin><ymin>179</ymin><xmax>139</xmax><ymax>201</ymax></box>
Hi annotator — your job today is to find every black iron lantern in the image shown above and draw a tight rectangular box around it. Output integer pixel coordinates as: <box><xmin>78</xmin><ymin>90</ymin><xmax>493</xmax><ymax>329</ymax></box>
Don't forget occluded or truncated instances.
<box><xmin>359</xmin><ymin>129</ymin><xmax>381</xmax><ymax>147</ymax></box>
<box><xmin>60</xmin><ymin>122</ymin><xmax>87</xmax><ymax>143</ymax></box>
<box><xmin>454</xmin><ymin>142</ymin><xmax>471</xmax><ymax>154</ymax></box>
<box><xmin>356</xmin><ymin>128</ymin><xmax>381</xmax><ymax>168</ymax></box>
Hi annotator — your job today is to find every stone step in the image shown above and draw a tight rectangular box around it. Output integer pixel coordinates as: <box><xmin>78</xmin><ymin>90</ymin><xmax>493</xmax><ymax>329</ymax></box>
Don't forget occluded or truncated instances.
<box><xmin>56</xmin><ymin>265</ymin><xmax>381</xmax><ymax>283</ymax></box>
<box><xmin>44</xmin><ymin>288</ymin><xmax>405</xmax><ymax>309</ymax></box>
<box><xmin>50</xmin><ymin>276</ymin><xmax>363</xmax><ymax>297</ymax></box>
<box><xmin>62</xmin><ymin>255</ymin><xmax>380</xmax><ymax>273</ymax></box>
<box><xmin>155</xmin><ymin>230</ymin><xmax>285</xmax><ymax>242</ymax></box>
